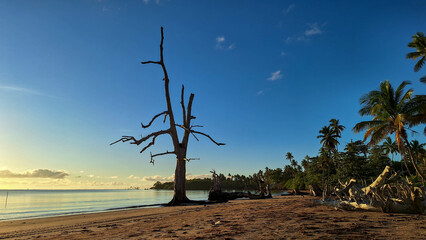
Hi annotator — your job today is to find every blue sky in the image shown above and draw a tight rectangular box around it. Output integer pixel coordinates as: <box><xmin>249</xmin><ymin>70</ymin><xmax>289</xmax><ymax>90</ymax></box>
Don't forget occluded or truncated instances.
<box><xmin>0</xmin><ymin>0</ymin><xmax>425</xmax><ymax>189</ymax></box>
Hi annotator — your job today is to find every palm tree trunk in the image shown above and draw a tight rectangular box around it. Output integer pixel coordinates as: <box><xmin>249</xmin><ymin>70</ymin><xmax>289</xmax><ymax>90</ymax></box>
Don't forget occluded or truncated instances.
<box><xmin>402</xmin><ymin>137</ymin><xmax>425</xmax><ymax>184</ymax></box>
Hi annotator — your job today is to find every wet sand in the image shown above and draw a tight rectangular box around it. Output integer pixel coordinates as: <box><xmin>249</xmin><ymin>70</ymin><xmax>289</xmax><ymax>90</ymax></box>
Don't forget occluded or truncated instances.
<box><xmin>0</xmin><ymin>196</ymin><xmax>424</xmax><ymax>239</ymax></box>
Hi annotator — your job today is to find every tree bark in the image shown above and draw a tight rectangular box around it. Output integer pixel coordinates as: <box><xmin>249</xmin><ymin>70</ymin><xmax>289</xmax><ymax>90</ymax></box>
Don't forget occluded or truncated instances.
<box><xmin>169</xmin><ymin>155</ymin><xmax>190</xmax><ymax>205</ymax></box>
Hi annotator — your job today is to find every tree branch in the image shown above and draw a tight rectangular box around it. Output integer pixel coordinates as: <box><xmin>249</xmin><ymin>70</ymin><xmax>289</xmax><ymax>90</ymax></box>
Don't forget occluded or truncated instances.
<box><xmin>141</xmin><ymin>61</ymin><xmax>161</xmax><ymax>65</ymax></box>
<box><xmin>186</xmin><ymin>93</ymin><xmax>195</xmax><ymax>123</ymax></box>
<box><xmin>176</xmin><ymin>124</ymin><xmax>199</xmax><ymax>142</ymax></box>
<box><xmin>110</xmin><ymin>136</ymin><xmax>137</xmax><ymax>145</ymax></box>
<box><xmin>150</xmin><ymin>151</ymin><xmax>176</xmax><ymax>165</ymax></box>
<box><xmin>141</xmin><ymin>111</ymin><xmax>168</xmax><ymax>128</ymax></box>
<box><xmin>111</xmin><ymin>129</ymin><xmax>170</xmax><ymax>148</ymax></box>
<box><xmin>191</xmin><ymin>130</ymin><xmax>225</xmax><ymax>146</ymax></box>
<box><xmin>181</xmin><ymin>85</ymin><xmax>187</xmax><ymax>126</ymax></box>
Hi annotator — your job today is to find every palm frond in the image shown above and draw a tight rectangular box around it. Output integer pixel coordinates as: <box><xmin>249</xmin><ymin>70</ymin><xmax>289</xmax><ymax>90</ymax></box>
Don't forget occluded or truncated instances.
<box><xmin>406</xmin><ymin>51</ymin><xmax>422</xmax><ymax>60</ymax></box>
<box><xmin>414</xmin><ymin>56</ymin><xmax>425</xmax><ymax>72</ymax></box>
<box><xmin>353</xmin><ymin>120</ymin><xmax>387</xmax><ymax>133</ymax></box>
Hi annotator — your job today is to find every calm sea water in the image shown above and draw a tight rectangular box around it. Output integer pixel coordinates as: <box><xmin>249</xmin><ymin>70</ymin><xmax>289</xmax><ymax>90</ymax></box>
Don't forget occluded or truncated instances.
<box><xmin>0</xmin><ymin>189</ymin><xmax>209</xmax><ymax>221</ymax></box>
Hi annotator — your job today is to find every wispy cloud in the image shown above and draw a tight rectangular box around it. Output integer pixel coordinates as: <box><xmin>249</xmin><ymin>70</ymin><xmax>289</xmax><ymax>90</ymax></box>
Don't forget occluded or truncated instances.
<box><xmin>285</xmin><ymin>22</ymin><xmax>326</xmax><ymax>44</ymax></box>
<box><xmin>268</xmin><ymin>70</ymin><xmax>283</xmax><ymax>81</ymax></box>
<box><xmin>216</xmin><ymin>36</ymin><xmax>235</xmax><ymax>50</ymax></box>
<box><xmin>282</xmin><ymin>4</ymin><xmax>295</xmax><ymax>14</ymax></box>
<box><xmin>110</xmin><ymin>176</ymin><xmax>118</xmax><ymax>179</ymax></box>
<box><xmin>280</xmin><ymin>51</ymin><xmax>286</xmax><ymax>56</ymax></box>
<box><xmin>0</xmin><ymin>85</ymin><xmax>55</xmax><ymax>98</ymax></box>
<box><xmin>305</xmin><ymin>23</ymin><xmax>323</xmax><ymax>36</ymax></box>
<box><xmin>0</xmin><ymin>169</ymin><xmax>69</xmax><ymax>179</ymax></box>
<box><xmin>216</xmin><ymin>36</ymin><xmax>225</xmax><ymax>43</ymax></box>
<box><xmin>257</xmin><ymin>90</ymin><xmax>264</xmax><ymax>95</ymax></box>
<box><xmin>128</xmin><ymin>174</ymin><xmax>140</xmax><ymax>179</ymax></box>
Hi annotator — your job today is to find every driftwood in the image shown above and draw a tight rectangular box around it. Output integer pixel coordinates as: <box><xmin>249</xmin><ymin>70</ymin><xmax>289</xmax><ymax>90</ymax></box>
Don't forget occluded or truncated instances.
<box><xmin>309</xmin><ymin>184</ymin><xmax>322</xmax><ymax>197</ymax></box>
<box><xmin>329</xmin><ymin>166</ymin><xmax>426</xmax><ymax>214</ymax></box>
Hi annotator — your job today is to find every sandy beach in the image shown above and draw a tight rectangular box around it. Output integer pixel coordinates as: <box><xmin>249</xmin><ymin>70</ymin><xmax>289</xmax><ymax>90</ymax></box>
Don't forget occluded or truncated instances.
<box><xmin>0</xmin><ymin>195</ymin><xmax>424</xmax><ymax>239</ymax></box>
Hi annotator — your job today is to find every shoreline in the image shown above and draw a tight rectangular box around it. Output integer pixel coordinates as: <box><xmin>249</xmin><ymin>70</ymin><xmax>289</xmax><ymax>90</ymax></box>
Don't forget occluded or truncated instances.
<box><xmin>0</xmin><ymin>196</ymin><xmax>424</xmax><ymax>239</ymax></box>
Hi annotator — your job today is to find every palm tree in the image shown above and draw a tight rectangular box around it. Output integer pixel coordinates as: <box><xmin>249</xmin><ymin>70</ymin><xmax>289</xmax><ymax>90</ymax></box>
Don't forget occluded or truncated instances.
<box><xmin>406</xmin><ymin>32</ymin><xmax>426</xmax><ymax>72</ymax></box>
<box><xmin>329</xmin><ymin>119</ymin><xmax>345</xmax><ymax>151</ymax></box>
<box><xmin>353</xmin><ymin>80</ymin><xmax>425</xmax><ymax>182</ymax></box>
<box><xmin>409</xmin><ymin>140</ymin><xmax>426</xmax><ymax>167</ymax></box>
<box><xmin>317</xmin><ymin>126</ymin><xmax>339</xmax><ymax>153</ymax></box>
<box><xmin>317</xmin><ymin>126</ymin><xmax>339</xmax><ymax>198</ymax></box>
<box><xmin>382</xmin><ymin>137</ymin><xmax>398</xmax><ymax>162</ymax></box>
<box><xmin>285</xmin><ymin>152</ymin><xmax>297</xmax><ymax>168</ymax></box>
<box><xmin>329</xmin><ymin>119</ymin><xmax>345</xmax><ymax>137</ymax></box>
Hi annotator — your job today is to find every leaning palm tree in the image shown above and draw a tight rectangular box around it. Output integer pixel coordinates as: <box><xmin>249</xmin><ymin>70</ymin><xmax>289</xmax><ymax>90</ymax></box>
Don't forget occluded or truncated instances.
<box><xmin>406</xmin><ymin>32</ymin><xmax>426</xmax><ymax>72</ymax></box>
<box><xmin>353</xmin><ymin>80</ymin><xmax>425</xmax><ymax>182</ymax></box>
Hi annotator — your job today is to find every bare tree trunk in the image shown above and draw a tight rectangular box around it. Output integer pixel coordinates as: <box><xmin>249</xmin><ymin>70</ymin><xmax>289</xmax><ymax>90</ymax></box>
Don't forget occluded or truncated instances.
<box><xmin>169</xmin><ymin>155</ymin><xmax>190</xmax><ymax>204</ymax></box>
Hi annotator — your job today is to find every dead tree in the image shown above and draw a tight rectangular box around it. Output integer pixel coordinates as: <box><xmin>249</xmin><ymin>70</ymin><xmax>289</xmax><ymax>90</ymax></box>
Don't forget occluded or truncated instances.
<box><xmin>111</xmin><ymin>27</ymin><xmax>225</xmax><ymax>205</ymax></box>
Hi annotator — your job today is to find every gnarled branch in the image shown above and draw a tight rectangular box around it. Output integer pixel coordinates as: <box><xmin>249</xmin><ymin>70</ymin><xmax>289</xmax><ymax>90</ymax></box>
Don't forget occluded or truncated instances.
<box><xmin>150</xmin><ymin>151</ymin><xmax>176</xmax><ymax>165</ymax></box>
<box><xmin>111</xmin><ymin>129</ymin><xmax>170</xmax><ymax>148</ymax></box>
<box><xmin>141</xmin><ymin>111</ymin><xmax>168</xmax><ymax>128</ymax></box>
<box><xmin>191</xmin><ymin>130</ymin><xmax>225</xmax><ymax>146</ymax></box>
<box><xmin>110</xmin><ymin>136</ymin><xmax>137</xmax><ymax>145</ymax></box>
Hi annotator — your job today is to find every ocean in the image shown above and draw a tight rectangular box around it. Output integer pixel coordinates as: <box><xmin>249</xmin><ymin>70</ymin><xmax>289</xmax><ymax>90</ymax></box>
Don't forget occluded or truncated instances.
<box><xmin>0</xmin><ymin>189</ymin><xmax>209</xmax><ymax>221</ymax></box>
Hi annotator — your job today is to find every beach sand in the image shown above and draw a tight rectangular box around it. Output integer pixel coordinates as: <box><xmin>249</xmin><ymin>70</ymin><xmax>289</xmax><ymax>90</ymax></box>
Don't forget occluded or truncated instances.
<box><xmin>0</xmin><ymin>195</ymin><xmax>424</xmax><ymax>239</ymax></box>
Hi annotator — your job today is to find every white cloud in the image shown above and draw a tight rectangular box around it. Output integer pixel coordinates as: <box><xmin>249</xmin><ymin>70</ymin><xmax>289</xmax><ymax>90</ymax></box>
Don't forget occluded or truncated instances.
<box><xmin>187</xmin><ymin>173</ymin><xmax>212</xmax><ymax>180</ymax></box>
<box><xmin>0</xmin><ymin>169</ymin><xmax>69</xmax><ymax>179</ymax></box>
<box><xmin>216</xmin><ymin>36</ymin><xmax>235</xmax><ymax>50</ymax></box>
<box><xmin>305</xmin><ymin>23</ymin><xmax>323</xmax><ymax>36</ymax></box>
<box><xmin>87</xmin><ymin>174</ymin><xmax>95</xmax><ymax>178</ymax></box>
<box><xmin>216</xmin><ymin>36</ymin><xmax>225</xmax><ymax>43</ymax></box>
<box><xmin>257</xmin><ymin>90</ymin><xmax>264</xmax><ymax>95</ymax></box>
<box><xmin>280</xmin><ymin>51</ymin><xmax>286</xmax><ymax>56</ymax></box>
<box><xmin>142</xmin><ymin>175</ymin><xmax>172</xmax><ymax>182</ymax></box>
<box><xmin>282</xmin><ymin>4</ymin><xmax>295</xmax><ymax>14</ymax></box>
<box><xmin>110</xmin><ymin>176</ymin><xmax>118</xmax><ymax>179</ymax></box>
<box><xmin>268</xmin><ymin>70</ymin><xmax>283</xmax><ymax>81</ymax></box>
<box><xmin>128</xmin><ymin>175</ymin><xmax>140</xmax><ymax>179</ymax></box>
<box><xmin>285</xmin><ymin>22</ymin><xmax>325</xmax><ymax>44</ymax></box>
